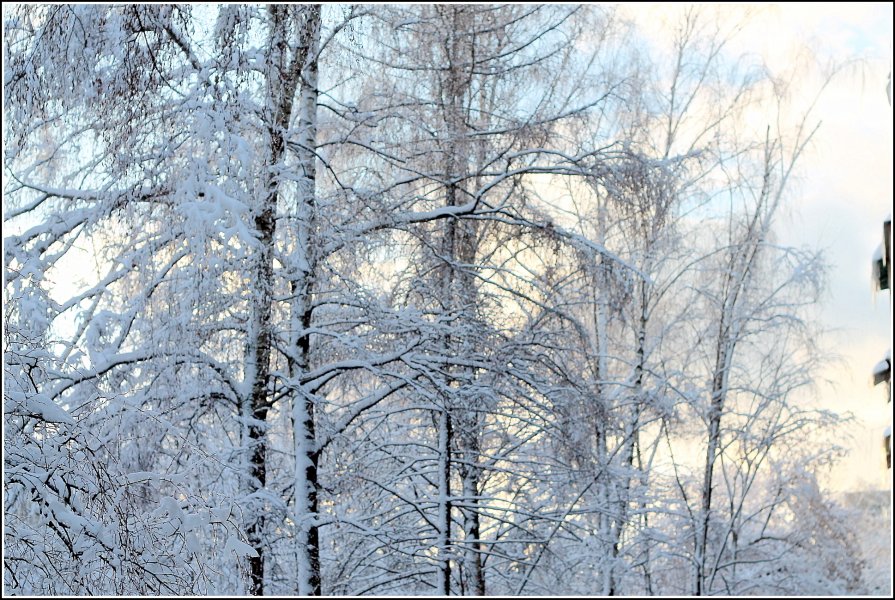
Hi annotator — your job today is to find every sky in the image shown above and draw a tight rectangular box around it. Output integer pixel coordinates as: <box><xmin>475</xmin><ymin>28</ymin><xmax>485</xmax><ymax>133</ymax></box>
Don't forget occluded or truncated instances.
<box><xmin>760</xmin><ymin>2</ymin><xmax>892</xmax><ymax>492</ymax></box>
<box><xmin>620</xmin><ymin>2</ymin><xmax>894</xmax><ymax>492</ymax></box>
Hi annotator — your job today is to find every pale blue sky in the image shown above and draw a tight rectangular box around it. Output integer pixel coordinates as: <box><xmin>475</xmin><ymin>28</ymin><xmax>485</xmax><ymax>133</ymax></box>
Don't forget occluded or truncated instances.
<box><xmin>621</xmin><ymin>2</ymin><xmax>892</xmax><ymax>490</ymax></box>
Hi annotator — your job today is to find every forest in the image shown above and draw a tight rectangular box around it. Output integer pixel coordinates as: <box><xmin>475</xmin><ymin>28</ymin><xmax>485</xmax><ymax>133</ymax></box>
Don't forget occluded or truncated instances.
<box><xmin>2</xmin><ymin>4</ymin><xmax>881</xmax><ymax>596</ymax></box>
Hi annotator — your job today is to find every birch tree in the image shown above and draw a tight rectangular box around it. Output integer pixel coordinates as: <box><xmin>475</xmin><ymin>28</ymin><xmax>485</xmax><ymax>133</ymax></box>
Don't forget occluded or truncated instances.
<box><xmin>3</xmin><ymin>3</ymin><xmax>872</xmax><ymax>596</ymax></box>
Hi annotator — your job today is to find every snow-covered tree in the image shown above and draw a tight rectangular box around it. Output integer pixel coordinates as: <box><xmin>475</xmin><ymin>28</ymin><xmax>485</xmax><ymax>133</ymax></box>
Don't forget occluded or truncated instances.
<box><xmin>3</xmin><ymin>4</ymin><xmax>877</xmax><ymax>597</ymax></box>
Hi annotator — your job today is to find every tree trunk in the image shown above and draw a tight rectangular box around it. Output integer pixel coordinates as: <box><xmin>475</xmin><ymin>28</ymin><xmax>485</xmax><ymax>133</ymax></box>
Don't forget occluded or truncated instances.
<box><xmin>608</xmin><ymin>278</ymin><xmax>649</xmax><ymax>595</ymax></box>
<box><xmin>437</xmin><ymin>407</ymin><xmax>453</xmax><ymax>595</ymax></box>
<box><xmin>458</xmin><ymin>428</ymin><xmax>485</xmax><ymax>596</ymax></box>
<box><xmin>243</xmin><ymin>6</ymin><xmax>321</xmax><ymax>595</ymax></box>
<box><xmin>287</xmin><ymin>6</ymin><xmax>322</xmax><ymax>596</ymax></box>
<box><xmin>696</xmin><ymin>339</ymin><xmax>728</xmax><ymax>595</ymax></box>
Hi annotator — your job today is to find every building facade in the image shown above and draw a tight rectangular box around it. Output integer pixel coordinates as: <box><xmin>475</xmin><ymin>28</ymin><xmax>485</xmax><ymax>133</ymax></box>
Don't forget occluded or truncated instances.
<box><xmin>872</xmin><ymin>214</ymin><xmax>892</xmax><ymax>469</ymax></box>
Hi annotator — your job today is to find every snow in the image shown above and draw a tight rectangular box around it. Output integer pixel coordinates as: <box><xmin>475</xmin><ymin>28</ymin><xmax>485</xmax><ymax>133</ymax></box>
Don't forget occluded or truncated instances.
<box><xmin>224</xmin><ymin>534</ymin><xmax>258</xmax><ymax>558</ymax></box>
<box><xmin>24</xmin><ymin>393</ymin><xmax>76</xmax><ymax>425</ymax></box>
<box><xmin>3</xmin><ymin>3</ymin><xmax>883</xmax><ymax>596</ymax></box>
